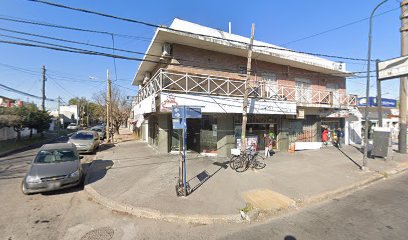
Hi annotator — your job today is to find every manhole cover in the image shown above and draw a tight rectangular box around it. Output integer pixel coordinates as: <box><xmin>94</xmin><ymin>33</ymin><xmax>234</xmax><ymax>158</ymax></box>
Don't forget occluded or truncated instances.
<box><xmin>81</xmin><ymin>227</ymin><xmax>114</xmax><ymax>240</ymax></box>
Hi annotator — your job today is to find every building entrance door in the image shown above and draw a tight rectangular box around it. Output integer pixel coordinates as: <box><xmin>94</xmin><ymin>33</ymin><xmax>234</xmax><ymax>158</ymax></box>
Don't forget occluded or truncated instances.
<box><xmin>187</xmin><ymin>118</ymin><xmax>201</xmax><ymax>152</ymax></box>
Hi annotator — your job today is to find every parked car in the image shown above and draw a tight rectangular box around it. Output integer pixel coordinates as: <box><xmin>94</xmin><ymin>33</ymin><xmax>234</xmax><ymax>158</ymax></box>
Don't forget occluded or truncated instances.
<box><xmin>67</xmin><ymin>123</ymin><xmax>79</xmax><ymax>130</ymax></box>
<box><xmin>21</xmin><ymin>143</ymin><xmax>83</xmax><ymax>194</ymax></box>
<box><xmin>90</xmin><ymin>126</ymin><xmax>106</xmax><ymax>140</ymax></box>
<box><xmin>68</xmin><ymin>130</ymin><xmax>100</xmax><ymax>153</ymax></box>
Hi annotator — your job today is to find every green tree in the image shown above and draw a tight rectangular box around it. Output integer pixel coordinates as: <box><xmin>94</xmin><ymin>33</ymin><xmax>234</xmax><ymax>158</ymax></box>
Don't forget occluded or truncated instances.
<box><xmin>0</xmin><ymin>106</ymin><xmax>28</xmax><ymax>141</ymax></box>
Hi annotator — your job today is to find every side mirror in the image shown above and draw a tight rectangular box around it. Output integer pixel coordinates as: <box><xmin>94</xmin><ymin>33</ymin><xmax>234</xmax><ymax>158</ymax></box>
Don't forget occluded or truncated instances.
<box><xmin>79</xmin><ymin>155</ymin><xmax>84</xmax><ymax>159</ymax></box>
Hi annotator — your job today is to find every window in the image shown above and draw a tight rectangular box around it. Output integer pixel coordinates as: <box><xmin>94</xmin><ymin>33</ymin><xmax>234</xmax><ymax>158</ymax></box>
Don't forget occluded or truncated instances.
<box><xmin>239</xmin><ymin>66</ymin><xmax>247</xmax><ymax>74</ymax></box>
<box><xmin>35</xmin><ymin>149</ymin><xmax>77</xmax><ymax>163</ymax></box>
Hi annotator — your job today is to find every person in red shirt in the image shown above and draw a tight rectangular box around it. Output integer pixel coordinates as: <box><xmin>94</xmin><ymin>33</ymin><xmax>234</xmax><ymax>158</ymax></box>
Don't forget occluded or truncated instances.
<box><xmin>322</xmin><ymin>128</ymin><xmax>329</xmax><ymax>146</ymax></box>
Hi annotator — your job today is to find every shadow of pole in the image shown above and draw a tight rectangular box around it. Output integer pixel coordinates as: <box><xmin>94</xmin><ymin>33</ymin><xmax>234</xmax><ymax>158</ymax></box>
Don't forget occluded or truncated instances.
<box><xmin>335</xmin><ymin>147</ymin><xmax>363</xmax><ymax>170</ymax></box>
<box><xmin>186</xmin><ymin>161</ymin><xmax>229</xmax><ymax>195</ymax></box>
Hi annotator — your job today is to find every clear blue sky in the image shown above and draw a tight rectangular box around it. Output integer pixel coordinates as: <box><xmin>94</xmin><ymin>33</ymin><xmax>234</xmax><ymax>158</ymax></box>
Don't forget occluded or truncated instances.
<box><xmin>0</xmin><ymin>0</ymin><xmax>402</xmax><ymax>110</ymax></box>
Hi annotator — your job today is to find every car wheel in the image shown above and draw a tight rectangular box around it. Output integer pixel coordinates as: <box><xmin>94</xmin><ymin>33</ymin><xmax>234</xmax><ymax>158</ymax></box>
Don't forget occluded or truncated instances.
<box><xmin>21</xmin><ymin>181</ymin><xmax>30</xmax><ymax>195</ymax></box>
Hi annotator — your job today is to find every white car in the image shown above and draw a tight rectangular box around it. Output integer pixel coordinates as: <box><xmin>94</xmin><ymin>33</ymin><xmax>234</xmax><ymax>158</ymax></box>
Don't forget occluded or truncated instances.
<box><xmin>67</xmin><ymin>123</ymin><xmax>79</xmax><ymax>130</ymax></box>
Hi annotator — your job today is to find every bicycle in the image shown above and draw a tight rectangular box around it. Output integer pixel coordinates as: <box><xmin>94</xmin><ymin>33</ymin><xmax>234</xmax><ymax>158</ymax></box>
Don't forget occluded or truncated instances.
<box><xmin>230</xmin><ymin>145</ymin><xmax>266</xmax><ymax>172</ymax></box>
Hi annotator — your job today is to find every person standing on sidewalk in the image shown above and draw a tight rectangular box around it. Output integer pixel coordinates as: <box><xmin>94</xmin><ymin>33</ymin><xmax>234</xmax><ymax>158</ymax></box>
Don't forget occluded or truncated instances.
<box><xmin>322</xmin><ymin>128</ymin><xmax>329</xmax><ymax>146</ymax></box>
<box><xmin>264</xmin><ymin>133</ymin><xmax>272</xmax><ymax>158</ymax></box>
<box><xmin>336</xmin><ymin>128</ymin><xmax>344</xmax><ymax>148</ymax></box>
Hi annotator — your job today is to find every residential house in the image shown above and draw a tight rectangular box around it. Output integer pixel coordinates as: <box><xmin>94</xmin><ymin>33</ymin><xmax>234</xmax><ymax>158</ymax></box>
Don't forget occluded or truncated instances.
<box><xmin>132</xmin><ymin>19</ymin><xmax>357</xmax><ymax>156</ymax></box>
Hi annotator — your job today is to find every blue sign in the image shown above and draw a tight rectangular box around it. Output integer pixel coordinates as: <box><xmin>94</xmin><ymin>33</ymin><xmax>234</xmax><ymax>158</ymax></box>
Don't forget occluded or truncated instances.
<box><xmin>357</xmin><ymin>97</ymin><xmax>397</xmax><ymax>108</ymax></box>
<box><xmin>172</xmin><ymin>118</ymin><xmax>185</xmax><ymax>129</ymax></box>
<box><xmin>171</xmin><ymin>106</ymin><xmax>202</xmax><ymax>119</ymax></box>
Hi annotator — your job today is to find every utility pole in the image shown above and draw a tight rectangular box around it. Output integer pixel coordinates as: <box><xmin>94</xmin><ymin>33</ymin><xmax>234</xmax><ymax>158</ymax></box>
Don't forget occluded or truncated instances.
<box><xmin>41</xmin><ymin>65</ymin><xmax>46</xmax><ymax>111</ymax></box>
<box><xmin>376</xmin><ymin>59</ymin><xmax>383</xmax><ymax>127</ymax></box>
<box><xmin>86</xmin><ymin>102</ymin><xmax>89</xmax><ymax>127</ymax></box>
<box><xmin>400</xmin><ymin>0</ymin><xmax>408</xmax><ymax>154</ymax></box>
<box><xmin>57</xmin><ymin>96</ymin><xmax>61</xmax><ymax>136</ymax></box>
<box><xmin>106</xmin><ymin>69</ymin><xmax>112</xmax><ymax>143</ymax></box>
<box><xmin>363</xmin><ymin>0</ymin><xmax>389</xmax><ymax>169</ymax></box>
<box><xmin>240</xmin><ymin>23</ymin><xmax>255</xmax><ymax>152</ymax></box>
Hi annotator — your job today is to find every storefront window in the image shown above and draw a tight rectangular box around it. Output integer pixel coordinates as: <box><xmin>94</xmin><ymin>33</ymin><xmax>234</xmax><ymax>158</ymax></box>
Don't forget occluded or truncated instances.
<box><xmin>200</xmin><ymin>115</ymin><xmax>217</xmax><ymax>153</ymax></box>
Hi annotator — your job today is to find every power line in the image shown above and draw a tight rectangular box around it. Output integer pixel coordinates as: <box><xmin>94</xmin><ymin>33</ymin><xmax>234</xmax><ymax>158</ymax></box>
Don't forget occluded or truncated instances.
<box><xmin>0</xmin><ymin>38</ymin><xmax>378</xmax><ymax>79</ymax></box>
<box><xmin>0</xmin><ymin>27</ymin><xmax>156</xmax><ymax>57</ymax></box>
<box><xmin>27</xmin><ymin>0</ymin><xmax>375</xmax><ymax>62</ymax></box>
<box><xmin>0</xmin><ymin>83</ymin><xmax>55</xmax><ymax>101</ymax></box>
<box><xmin>281</xmin><ymin>6</ymin><xmax>400</xmax><ymax>46</ymax></box>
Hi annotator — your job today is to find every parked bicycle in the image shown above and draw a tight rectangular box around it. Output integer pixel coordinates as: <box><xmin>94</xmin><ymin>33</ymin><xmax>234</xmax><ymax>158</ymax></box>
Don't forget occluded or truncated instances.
<box><xmin>229</xmin><ymin>144</ymin><xmax>266</xmax><ymax>172</ymax></box>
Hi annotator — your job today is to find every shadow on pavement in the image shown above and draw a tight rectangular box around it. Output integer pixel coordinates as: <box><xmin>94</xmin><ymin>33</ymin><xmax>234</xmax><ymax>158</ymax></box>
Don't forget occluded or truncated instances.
<box><xmin>85</xmin><ymin>160</ymin><xmax>114</xmax><ymax>185</ymax></box>
<box><xmin>335</xmin><ymin>147</ymin><xmax>363</xmax><ymax>170</ymax></box>
<box><xmin>187</xmin><ymin>161</ymin><xmax>229</xmax><ymax>195</ymax></box>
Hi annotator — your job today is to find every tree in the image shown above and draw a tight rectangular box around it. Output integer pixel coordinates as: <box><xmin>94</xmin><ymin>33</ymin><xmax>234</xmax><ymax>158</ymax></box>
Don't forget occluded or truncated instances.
<box><xmin>67</xmin><ymin>97</ymin><xmax>104</xmax><ymax>126</ymax></box>
<box><xmin>0</xmin><ymin>106</ymin><xmax>28</xmax><ymax>141</ymax></box>
<box><xmin>93</xmin><ymin>87</ymin><xmax>131</xmax><ymax>134</ymax></box>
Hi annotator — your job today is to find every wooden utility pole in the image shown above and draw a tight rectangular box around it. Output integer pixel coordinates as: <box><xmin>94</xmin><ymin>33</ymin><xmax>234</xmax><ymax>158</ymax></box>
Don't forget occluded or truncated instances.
<box><xmin>106</xmin><ymin>69</ymin><xmax>112</xmax><ymax>143</ymax></box>
<box><xmin>240</xmin><ymin>23</ymin><xmax>255</xmax><ymax>152</ymax></box>
<box><xmin>41</xmin><ymin>65</ymin><xmax>46</xmax><ymax>111</ymax></box>
<box><xmin>400</xmin><ymin>0</ymin><xmax>408</xmax><ymax>154</ymax></box>
<box><xmin>86</xmin><ymin>102</ymin><xmax>89</xmax><ymax>127</ymax></box>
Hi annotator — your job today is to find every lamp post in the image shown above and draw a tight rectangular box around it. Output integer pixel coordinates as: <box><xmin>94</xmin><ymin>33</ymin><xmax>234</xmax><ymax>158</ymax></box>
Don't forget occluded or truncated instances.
<box><xmin>363</xmin><ymin>0</ymin><xmax>389</xmax><ymax>170</ymax></box>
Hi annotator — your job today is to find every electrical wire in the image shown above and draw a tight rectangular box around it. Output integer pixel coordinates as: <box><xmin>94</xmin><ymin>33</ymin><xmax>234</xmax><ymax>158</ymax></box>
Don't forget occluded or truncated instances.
<box><xmin>26</xmin><ymin>0</ymin><xmax>375</xmax><ymax>62</ymax></box>
<box><xmin>0</xmin><ymin>83</ymin><xmax>55</xmax><ymax>101</ymax></box>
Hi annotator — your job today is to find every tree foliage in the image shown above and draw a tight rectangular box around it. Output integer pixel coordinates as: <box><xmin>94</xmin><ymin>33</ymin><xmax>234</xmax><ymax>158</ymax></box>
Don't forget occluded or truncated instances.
<box><xmin>0</xmin><ymin>104</ymin><xmax>50</xmax><ymax>141</ymax></box>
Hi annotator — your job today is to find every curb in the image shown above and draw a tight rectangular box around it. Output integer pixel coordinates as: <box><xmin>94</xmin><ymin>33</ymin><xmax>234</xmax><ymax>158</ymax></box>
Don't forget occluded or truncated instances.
<box><xmin>84</xmin><ymin>184</ymin><xmax>242</xmax><ymax>225</ymax></box>
<box><xmin>83</xmin><ymin>146</ymin><xmax>408</xmax><ymax>225</ymax></box>
<box><xmin>0</xmin><ymin>135</ymin><xmax>67</xmax><ymax>158</ymax></box>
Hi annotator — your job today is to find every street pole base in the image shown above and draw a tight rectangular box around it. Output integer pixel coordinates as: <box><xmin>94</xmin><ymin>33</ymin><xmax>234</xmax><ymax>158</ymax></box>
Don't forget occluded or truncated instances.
<box><xmin>360</xmin><ymin>166</ymin><xmax>369</xmax><ymax>172</ymax></box>
<box><xmin>175</xmin><ymin>181</ymin><xmax>190</xmax><ymax>197</ymax></box>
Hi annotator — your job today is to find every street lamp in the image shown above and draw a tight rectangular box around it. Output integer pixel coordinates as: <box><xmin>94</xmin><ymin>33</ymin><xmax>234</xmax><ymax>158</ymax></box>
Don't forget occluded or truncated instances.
<box><xmin>363</xmin><ymin>0</ymin><xmax>389</xmax><ymax>170</ymax></box>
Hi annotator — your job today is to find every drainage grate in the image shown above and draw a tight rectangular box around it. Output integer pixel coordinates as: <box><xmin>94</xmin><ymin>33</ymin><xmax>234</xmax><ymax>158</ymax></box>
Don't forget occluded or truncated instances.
<box><xmin>80</xmin><ymin>227</ymin><xmax>114</xmax><ymax>240</ymax></box>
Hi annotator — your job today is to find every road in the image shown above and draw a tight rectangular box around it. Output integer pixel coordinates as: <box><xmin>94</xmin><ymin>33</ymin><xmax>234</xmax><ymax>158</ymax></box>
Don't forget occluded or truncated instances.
<box><xmin>1</xmin><ymin>139</ymin><xmax>408</xmax><ymax>240</ymax></box>
<box><xmin>221</xmin><ymin>172</ymin><xmax>408</xmax><ymax>240</ymax></box>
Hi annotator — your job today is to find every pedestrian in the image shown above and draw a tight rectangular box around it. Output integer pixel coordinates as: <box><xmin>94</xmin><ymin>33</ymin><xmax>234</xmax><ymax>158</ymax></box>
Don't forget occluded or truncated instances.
<box><xmin>264</xmin><ymin>133</ymin><xmax>271</xmax><ymax>158</ymax></box>
<box><xmin>322</xmin><ymin>128</ymin><xmax>329</xmax><ymax>146</ymax></box>
<box><xmin>336</xmin><ymin>128</ymin><xmax>344</xmax><ymax>148</ymax></box>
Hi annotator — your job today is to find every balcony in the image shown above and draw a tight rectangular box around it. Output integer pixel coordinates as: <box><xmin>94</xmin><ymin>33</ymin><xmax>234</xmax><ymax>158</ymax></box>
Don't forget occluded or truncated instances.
<box><xmin>135</xmin><ymin>69</ymin><xmax>357</xmax><ymax>108</ymax></box>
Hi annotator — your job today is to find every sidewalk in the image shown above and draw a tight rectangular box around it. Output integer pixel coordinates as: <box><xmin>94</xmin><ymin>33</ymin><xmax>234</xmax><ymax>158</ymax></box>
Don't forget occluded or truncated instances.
<box><xmin>85</xmin><ymin>138</ymin><xmax>408</xmax><ymax>224</ymax></box>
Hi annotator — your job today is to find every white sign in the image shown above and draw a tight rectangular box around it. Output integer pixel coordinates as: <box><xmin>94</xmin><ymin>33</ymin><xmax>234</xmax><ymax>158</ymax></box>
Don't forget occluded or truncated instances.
<box><xmin>378</xmin><ymin>56</ymin><xmax>408</xmax><ymax>80</ymax></box>
<box><xmin>159</xmin><ymin>92</ymin><xmax>297</xmax><ymax>115</ymax></box>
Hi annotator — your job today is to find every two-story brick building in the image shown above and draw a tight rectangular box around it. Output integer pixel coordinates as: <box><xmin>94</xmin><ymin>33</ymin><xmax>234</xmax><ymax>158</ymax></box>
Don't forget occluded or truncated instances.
<box><xmin>132</xmin><ymin>18</ymin><xmax>357</xmax><ymax>156</ymax></box>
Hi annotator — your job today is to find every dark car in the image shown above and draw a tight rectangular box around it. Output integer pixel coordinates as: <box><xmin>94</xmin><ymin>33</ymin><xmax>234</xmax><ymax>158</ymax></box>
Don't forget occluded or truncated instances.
<box><xmin>21</xmin><ymin>143</ymin><xmax>83</xmax><ymax>194</ymax></box>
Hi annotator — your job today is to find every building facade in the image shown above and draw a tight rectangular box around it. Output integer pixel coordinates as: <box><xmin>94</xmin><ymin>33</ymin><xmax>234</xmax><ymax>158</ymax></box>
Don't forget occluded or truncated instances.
<box><xmin>132</xmin><ymin>19</ymin><xmax>357</xmax><ymax>156</ymax></box>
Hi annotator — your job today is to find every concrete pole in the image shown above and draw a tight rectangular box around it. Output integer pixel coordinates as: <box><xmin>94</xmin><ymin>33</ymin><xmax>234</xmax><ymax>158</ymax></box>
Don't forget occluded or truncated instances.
<box><xmin>41</xmin><ymin>65</ymin><xmax>46</xmax><ymax>111</ymax></box>
<box><xmin>106</xmin><ymin>69</ymin><xmax>112</xmax><ymax>143</ymax></box>
<box><xmin>400</xmin><ymin>0</ymin><xmax>408</xmax><ymax>154</ymax></box>
<box><xmin>363</xmin><ymin>0</ymin><xmax>389</xmax><ymax>169</ymax></box>
<box><xmin>57</xmin><ymin>96</ymin><xmax>60</xmax><ymax>135</ymax></box>
<box><xmin>376</xmin><ymin>59</ymin><xmax>383</xmax><ymax>127</ymax></box>
<box><xmin>240</xmin><ymin>23</ymin><xmax>255</xmax><ymax>152</ymax></box>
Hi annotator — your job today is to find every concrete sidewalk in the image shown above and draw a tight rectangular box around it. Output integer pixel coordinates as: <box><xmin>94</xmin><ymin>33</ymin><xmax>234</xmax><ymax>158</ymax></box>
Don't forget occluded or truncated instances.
<box><xmin>84</xmin><ymin>139</ymin><xmax>408</xmax><ymax>224</ymax></box>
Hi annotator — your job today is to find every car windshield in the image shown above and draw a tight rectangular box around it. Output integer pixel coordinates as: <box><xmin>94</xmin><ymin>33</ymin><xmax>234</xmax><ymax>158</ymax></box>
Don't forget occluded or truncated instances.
<box><xmin>34</xmin><ymin>149</ymin><xmax>77</xmax><ymax>163</ymax></box>
<box><xmin>69</xmin><ymin>123</ymin><xmax>76</xmax><ymax>126</ymax></box>
<box><xmin>71</xmin><ymin>132</ymin><xmax>94</xmax><ymax>140</ymax></box>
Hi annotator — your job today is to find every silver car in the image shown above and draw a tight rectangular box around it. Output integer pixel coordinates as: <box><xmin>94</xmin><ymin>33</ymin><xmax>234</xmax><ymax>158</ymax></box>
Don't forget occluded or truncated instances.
<box><xmin>90</xmin><ymin>126</ymin><xmax>106</xmax><ymax>140</ymax></box>
<box><xmin>22</xmin><ymin>143</ymin><xmax>83</xmax><ymax>194</ymax></box>
<box><xmin>68</xmin><ymin>130</ymin><xmax>100</xmax><ymax>153</ymax></box>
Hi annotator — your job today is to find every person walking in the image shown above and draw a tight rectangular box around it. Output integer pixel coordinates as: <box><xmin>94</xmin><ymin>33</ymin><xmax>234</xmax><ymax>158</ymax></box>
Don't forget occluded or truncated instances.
<box><xmin>336</xmin><ymin>128</ymin><xmax>344</xmax><ymax>148</ymax></box>
<box><xmin>322</xmin><ymin>128</ymin><xmax>329</xmax><ymax>146</ymax></box>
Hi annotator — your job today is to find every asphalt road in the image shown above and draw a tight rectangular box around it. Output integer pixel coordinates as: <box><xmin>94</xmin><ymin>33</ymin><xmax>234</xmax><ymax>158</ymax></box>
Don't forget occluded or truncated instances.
<box><xmin>221</xmin><ymin>172</ymin><xmax>408</xmax><ymax>240</ymax></box>
<box><xmin>1</xmin><ymin>138</ymin><xmax>408</xmax><ymax>240</ymax></box>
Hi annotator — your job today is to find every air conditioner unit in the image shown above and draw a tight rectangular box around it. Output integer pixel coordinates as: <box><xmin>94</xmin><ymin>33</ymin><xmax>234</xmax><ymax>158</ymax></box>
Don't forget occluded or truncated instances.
<box><xmin>161</xmin><ymin>43</ymin><xmax>172</xmax><ymax>58</ymax></box>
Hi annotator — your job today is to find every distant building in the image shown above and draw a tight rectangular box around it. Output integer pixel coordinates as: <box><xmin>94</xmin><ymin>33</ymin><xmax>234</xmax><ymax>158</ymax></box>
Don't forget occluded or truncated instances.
<box><xmin>50</xmin><ymin>105</ymin><xmax>79</xmax><ymax>128</ymax></box>
<box><xmin>0</xmin><ymin>96</ymin><xmax>24</xmax><ymax>108</ymax></box>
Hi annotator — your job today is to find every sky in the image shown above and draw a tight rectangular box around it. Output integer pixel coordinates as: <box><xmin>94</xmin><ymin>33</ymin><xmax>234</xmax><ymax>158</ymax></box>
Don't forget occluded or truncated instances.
<box><xmin>0</xmin><ymin>0</ymin><xmax>403</xmax><ymax>111</ymax></box>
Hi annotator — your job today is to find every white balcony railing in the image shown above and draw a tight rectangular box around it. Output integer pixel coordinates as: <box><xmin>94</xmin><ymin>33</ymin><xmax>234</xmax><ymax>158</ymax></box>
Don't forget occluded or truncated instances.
<box><xmin>135</xmin><ymin>69</ymin><xmax>357</xmax><ymax>108</ymax></box>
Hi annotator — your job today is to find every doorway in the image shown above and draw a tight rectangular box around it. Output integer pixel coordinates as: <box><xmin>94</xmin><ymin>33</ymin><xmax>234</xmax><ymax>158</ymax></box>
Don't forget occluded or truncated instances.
<box><xmin>187</xmin><ymin>118</ymin><xmax>201</xmax><ymax>152</ymax></box>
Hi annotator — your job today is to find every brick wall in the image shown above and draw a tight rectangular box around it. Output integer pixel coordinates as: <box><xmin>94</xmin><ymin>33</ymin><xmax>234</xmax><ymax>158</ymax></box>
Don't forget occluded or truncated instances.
<box><xmin>151</xmin><ymin>44</ymin><xmax>346</xmax><ymax>94</ymax></box>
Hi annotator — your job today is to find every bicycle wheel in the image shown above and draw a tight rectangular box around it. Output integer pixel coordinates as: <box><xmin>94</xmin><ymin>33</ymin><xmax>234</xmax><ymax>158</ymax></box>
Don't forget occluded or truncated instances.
<box><xmin>252</xmin><ymin>155</ymin><xmax>266</xmax><ymax>169</ymax></box>
<box><xmin>229</xmin><ymin>155</ymin><xmax>239</xmax><ymax>170</ymax></box>
<box><xmin>234</xmin><ymin>155</ymin><xmax>249</xmax><ymax>172</ymax></box>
